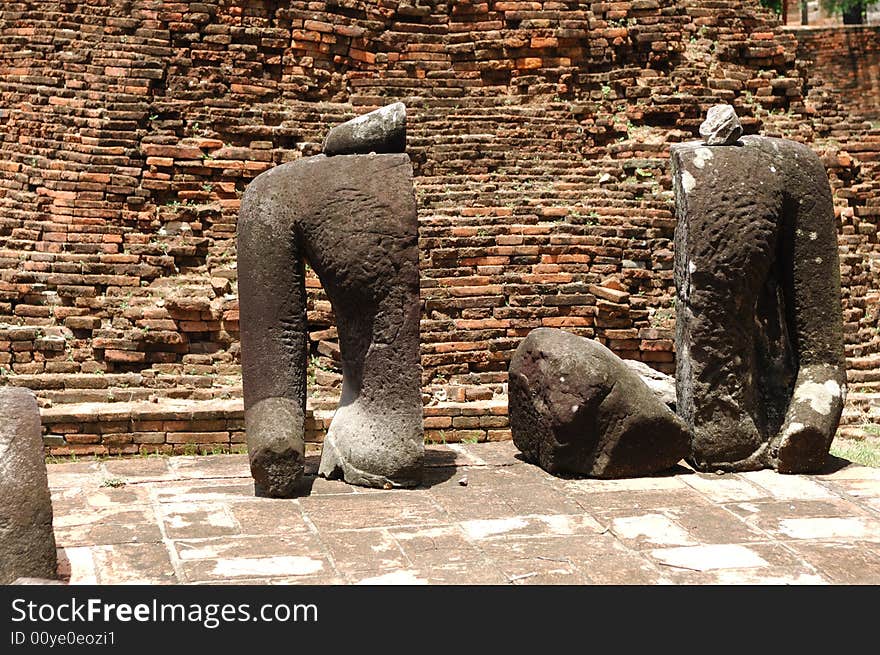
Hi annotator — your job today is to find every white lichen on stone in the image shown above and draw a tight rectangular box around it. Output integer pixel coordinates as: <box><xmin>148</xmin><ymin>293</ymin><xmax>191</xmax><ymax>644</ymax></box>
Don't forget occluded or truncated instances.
<box><xmin>612</xmin><ymin>514</ymin><xmax>696</xmax><ymax>546</ymax></box>
<box><xmin>650</xmin><ymin>544</ymin><xmax>768</xmax><ymax>572</ymax></box>
<box><xmin>794</xmin><ymin>379</ymin><xmax>841</xmax><ymax>415</ymax></box>
<box><xmin>176</xmin><ymin>545</ymin><xmax>218</xmax><ymax>560</ymax></box>
<box><xmin>693</xmin><ymin>147</ymin><xmax>713</xmax><ymax>169</ymax></box>
<box><xmin>681</xmin><ymin>170</ymin><xmax>696</xmax><ymax>194</ymax></box>
<box><xmin>356</xmin><ymin>570</ymin><xmax>428</xmax><ymax>585</ymax></box>
<box><xmin>212</xmin><ymin>556</ymin><xmax>324</xmax><ymax>577</ymax></box>
<box><xmin>461</xmin><ymin>517</ymin><xmax>528</xmax><ymax>540</ymax></box>
<box><xmin>778</xmin><ymin>517</ymin><xmax>878</xmax><ymax>540</ymax></box>
<box><xmin>809</xmin><ymin>231</ymin><xmax>817</xmax><ymax>240</ymax></box>
<box><xmin>369</xmin><ymin>535</ymin><xmax>398</xmax><ymax>553</ymax></box>
<box><xmin>538</xmin><ymin>514</ymin><xmax>603</xmax><ymax>535</ymax></box>
<box><xmin>783</xmin><ymin>422</ymin><xmax>805</xmax><ymax>438</ymax></box>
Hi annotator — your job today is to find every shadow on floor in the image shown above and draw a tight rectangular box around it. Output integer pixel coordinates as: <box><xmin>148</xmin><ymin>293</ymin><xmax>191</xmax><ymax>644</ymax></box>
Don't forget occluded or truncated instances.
<box><xmin>285</xmin><ymin>450</ymin><xmax>460</xmax><ymax>496</ymax></box>
<box><xmin>512</xmin><ymin>452</ymin><xmax>694</xmax><ymax>479</ymax></box>
<box><xmin>818</xmin><ymin>454</ymin><xmax>853</xmax><ymax>475</ymax></box>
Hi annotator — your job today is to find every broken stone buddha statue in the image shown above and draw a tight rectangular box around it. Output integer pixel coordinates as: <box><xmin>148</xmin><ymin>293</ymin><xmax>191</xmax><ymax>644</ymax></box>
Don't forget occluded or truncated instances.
<box><xmin>671</xmin><ymin>104</ymin><xmax>846</xmax><ymax>473</ymax></box>
<box><xmin>237</xmin><ymin>102</ymin><xmax>423</xmax><ymax>496</ymax></box>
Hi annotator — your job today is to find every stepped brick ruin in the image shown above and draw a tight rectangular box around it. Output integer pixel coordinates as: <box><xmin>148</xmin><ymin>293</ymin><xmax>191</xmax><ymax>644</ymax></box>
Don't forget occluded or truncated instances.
<box><xmin>0</xmin><ymin>1</ymin><xmax>878</xmax><ymax>455</ymax></box>
<box><xmin>789</xmin><ymin>24</ymin><xmax>880</xmax><ymax>122</ymax></box>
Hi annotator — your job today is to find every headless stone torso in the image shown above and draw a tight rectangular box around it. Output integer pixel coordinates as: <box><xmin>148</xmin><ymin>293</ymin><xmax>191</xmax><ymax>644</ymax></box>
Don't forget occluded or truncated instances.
<box><xmin>674</xmin><ymin>138</ymin><xmax>794</xmax><ymax>467</ymax></box>
<box><xmin>237</xmin><ymin>104</ymin><xmax>424</xmax><ymax>496</ymax></box>
<box><xmin>672</xmin><ymin>122</ymin><xmax>846</xmax><ymax>473</ymax></box>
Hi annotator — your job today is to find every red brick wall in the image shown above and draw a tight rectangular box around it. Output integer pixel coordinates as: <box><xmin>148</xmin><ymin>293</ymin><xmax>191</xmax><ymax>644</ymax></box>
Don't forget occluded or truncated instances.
<box><xmin>791</xmin><ymin>24</ymin><xmax>880</xmax><ymax>392</ymax></box>
<box><xmin>0</xmin><ymin>1</ymin><xmax>878</xmax><ymax>419</ymax></box>
<box><xmin>789</xmin><ymin>25</ymin><xmax>880</xmax><ymax>121</ymax></box>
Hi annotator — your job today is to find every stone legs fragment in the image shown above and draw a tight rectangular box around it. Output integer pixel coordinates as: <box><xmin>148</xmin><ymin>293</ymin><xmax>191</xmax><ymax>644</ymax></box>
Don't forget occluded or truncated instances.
<box><xmin>672</xmin><ymin>109</ymin><xmax>846</xmax><ymax>473</ymax></box>
<box><xmin>237</xmin><ymin>106</ymin><xmax>423</xmax><ymax>495</ymax></box>
<box><xmin>0</xmin><ymin>387</ymin><xmax>57</xmax><ymax>583</ymax></box>
<box><xmin>509</xmin><ymin>328</ymin><xmax>690</xmax><ymax>478</ymax></box>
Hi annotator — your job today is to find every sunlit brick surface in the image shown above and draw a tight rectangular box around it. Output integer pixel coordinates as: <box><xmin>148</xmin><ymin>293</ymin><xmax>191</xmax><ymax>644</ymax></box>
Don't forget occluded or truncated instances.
<box><xmin>48</xmin><ymin>442</ymin><xmax>880</xmax><ymax>585</ymax></box>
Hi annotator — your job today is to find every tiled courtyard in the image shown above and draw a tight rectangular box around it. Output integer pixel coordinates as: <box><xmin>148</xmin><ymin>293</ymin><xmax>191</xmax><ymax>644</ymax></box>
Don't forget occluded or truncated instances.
<box><xmin>49</xmin><ymin>442</ymin><xmax>880</xmax><ymax>585</ymax></box>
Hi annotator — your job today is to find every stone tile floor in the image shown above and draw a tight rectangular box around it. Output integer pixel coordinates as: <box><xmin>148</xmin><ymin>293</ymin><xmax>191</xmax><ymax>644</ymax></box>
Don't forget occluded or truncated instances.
<box><xmin>48</xmin><ymin>442</ymin><xmax>880</xmax><ymax>584</ymax></box>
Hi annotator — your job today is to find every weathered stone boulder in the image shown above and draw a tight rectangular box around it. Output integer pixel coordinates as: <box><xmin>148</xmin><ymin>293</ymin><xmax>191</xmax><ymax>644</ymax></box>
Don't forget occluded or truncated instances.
<box><xmin>238</xmin><ymin>105</ymin><xmax>423</xmax><ymax>494</ymax></box>
<box><xmin>0</xmin><ymin>387</ymin><xmax>57</xmax><ymax>584</ymax></box>
<box><xmin>323</xmin><ymin>102</ymin><xmax>406</xmax><ymax>156</ymax></box>
<box><xmin>508</xmin><ymin>328</ymin><xmax>690</xmax><ymax>478</ymax></box>
<box><xmin>672</xmin><ymin>107</ymin><xmax>846</xmax><ymax>473</ymax></box>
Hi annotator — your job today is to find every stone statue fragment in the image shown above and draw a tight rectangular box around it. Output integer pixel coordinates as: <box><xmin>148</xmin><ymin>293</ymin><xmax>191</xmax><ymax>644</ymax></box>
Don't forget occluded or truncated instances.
<box><xmin>322</xmin><ymin>102</ymin><xmax>407</xmax><ymax>156</ymax></box>
<box><xmin>237</xmin><ymin>104</ymin><xmax>423</xmax><ymax>495</ymax></box>
<box><xmin>0</xmin><ymin>387</ymin><xmax>57</xmax><ymax>583</ymax></box>
<box><xmin>508</xmin><ymin>328</ymin><xmax>690</xmax><ymax>478</ymax></box>
<box><xmin>699</xmin><ymin>104</ymin><xmax>743</xmax><ymax>146</ymax></box>
<box><xmin>672</xmin><ymin>105</ymin><xmax>846</xmax><ymax>473</ymax></box>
